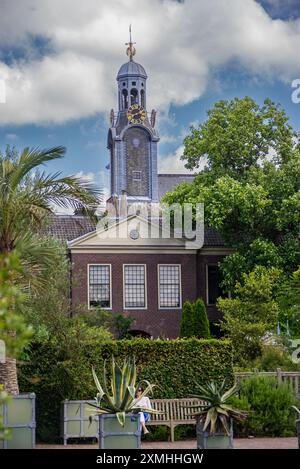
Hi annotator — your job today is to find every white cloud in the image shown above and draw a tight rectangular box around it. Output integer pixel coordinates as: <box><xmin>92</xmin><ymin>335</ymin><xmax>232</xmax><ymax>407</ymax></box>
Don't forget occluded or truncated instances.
<box><xmin>159</xmin><ymin>145</ymin><xmax>190</xmax><ymax>174</ymax></box>
<box><xmin>5</xmin><ymin>133</ymin><xmax>18</xmax><ymax>140</ymax></box>
<box><xmin>1</xmin><ymin>0</ymin><xmax>300</xmax><ymax>125</ymax></box>
<box><xmin>159</xmin><ymin>143</ymin><xmax>208</xmax><ymax>174</ymax></box>
<box><xmin>159</xmin><ymin>134</ymin><xmax>178</xmax><ymax>145</ymax></box>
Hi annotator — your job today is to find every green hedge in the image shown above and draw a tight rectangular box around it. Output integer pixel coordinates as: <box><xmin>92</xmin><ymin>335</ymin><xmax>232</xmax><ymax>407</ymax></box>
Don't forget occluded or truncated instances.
<box><xmin>19</xmin><ymin>338</ymin><xmax>233</xmax><ymax>442</ymax></box>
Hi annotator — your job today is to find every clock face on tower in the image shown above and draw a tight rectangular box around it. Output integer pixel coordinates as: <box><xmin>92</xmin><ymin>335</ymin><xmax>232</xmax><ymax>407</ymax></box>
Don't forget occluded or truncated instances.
<box><xmin>127</xmin><ymin>104</ymin><xmax>147</xmax><ymax>124</ymax></box>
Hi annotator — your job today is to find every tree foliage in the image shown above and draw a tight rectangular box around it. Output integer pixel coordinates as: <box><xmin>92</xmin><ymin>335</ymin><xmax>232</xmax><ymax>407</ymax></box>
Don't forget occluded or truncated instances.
<box><xmin>0</xmin><ymin>145</ymin><xmax>101</xmax><ymax>293</ymax></box>
<box><xmin>182</xmin><ymin>97</ymin><xmax>296</xmax><ymax>174</ymax></box>
<box><xmin>163</xmin><ymin>97</ymin><xmax>300</xmax><ymax>294</ymax></box>
<box><xmin>218</xmin><ymin>267</ymin><xmax>280</xmax><ymax>364</ymax></box>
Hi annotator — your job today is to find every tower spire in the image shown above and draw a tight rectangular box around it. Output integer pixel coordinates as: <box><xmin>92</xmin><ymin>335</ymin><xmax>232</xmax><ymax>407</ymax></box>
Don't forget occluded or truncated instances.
<box><xmin>125</xmin><ymin>24</ymin><xmax>136</xmax><ymax>61</ymax></box>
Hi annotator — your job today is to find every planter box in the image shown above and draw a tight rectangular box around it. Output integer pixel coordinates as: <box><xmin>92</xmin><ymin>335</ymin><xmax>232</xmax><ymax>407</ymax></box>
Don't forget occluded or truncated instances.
<box><xmin>99</xmin><ymin>413</ymin><xmax>141</xmax><ymax>449</ymax></box>
<box><xmin>296</xmin><ymin>419</ymin><xmax>300</xmax><ymax>450</ymax></box>
<box><xmin>196</xmin><ymin>419</ymin><xmax>233</xmax><ymax>449</ymax></box>
<box><xmin>61</xmin><ymin>400</ymin><xmax>98</xmax><ymax>445</ymax></box>
<box><xmin>0</xmin><ymin>393</ymin><xmax>35</xmax><ymax>449</ymax></box>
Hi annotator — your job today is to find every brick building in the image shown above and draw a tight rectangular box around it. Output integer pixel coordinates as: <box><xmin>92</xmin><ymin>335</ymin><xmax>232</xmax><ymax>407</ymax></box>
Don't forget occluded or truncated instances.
<box><xmin>46</xmin><ymin>41</ymin><xmax>232</xmax><ymax>338</ymax></box>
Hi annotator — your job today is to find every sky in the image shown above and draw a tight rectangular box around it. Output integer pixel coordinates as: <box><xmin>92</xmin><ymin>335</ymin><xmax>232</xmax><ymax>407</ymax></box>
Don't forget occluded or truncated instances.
<box><xmin>1</xmin><ymin>0</ymin><xmax>300</xmax><ymax>204</ymax></box>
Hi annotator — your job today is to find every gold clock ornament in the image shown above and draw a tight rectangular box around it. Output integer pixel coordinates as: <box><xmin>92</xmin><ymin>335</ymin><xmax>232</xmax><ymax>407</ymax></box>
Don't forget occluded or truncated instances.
<box><xmin>127</xmin><ymin>104</ymin><xmax>147</xmax><ymax>124</ymax></box>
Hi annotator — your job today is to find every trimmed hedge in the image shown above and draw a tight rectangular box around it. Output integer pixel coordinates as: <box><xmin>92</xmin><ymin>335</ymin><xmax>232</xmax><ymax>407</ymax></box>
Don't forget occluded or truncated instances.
<box><xmin>19</xmin><ymin>338</ymin><xmax>233</xmax><ymax>442</ymax></box>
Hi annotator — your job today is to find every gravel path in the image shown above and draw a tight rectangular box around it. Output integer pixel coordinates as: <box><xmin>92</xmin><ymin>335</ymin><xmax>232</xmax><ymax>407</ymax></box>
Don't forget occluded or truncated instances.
<box><xmin>36</xmin><ymin>437</ymin><xmax>298</xmax><ymax>450</ymax></box>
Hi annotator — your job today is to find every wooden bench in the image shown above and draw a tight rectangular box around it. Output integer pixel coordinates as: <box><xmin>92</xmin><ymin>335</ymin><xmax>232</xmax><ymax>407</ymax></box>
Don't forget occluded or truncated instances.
<box><xmin>148</xmin><ymin>398</ymin><xmax>203</xmax><ymax>442</ymax></box>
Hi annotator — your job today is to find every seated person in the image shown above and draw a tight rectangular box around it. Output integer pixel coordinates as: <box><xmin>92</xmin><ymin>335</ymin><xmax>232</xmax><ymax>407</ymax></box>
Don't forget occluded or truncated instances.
<box><xmin>133</xmin><ymin>386</ymin><xmax>151</xmax><ymax>434</ymax></box>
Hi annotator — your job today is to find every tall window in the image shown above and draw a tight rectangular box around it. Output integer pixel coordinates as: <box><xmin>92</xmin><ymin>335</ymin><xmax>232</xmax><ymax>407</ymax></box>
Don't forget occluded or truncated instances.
<box><xmin>124</xmin><ymin>265</ymin><xmax>146</xmax><ymax>308</ymax></box>
<box><xmin>89</xmin><ymin>265</ymin><xmax>111</xmax><ymax>308</ymax></box>
<box><xmin>158</xmin><ymin>265</ymin><xmax>181</xmax><ymax>308</ymax></box>
<box><xmin>207</xmin><ymin>265</ymin><xmax>223</xmax><ymax>305</ymax></box>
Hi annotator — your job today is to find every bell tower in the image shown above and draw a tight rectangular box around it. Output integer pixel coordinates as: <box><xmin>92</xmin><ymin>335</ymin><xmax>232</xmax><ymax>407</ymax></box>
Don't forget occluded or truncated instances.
<box><xmin>107</xmin><ymin>28</ymin><xmax>159</xmax><ymax>206</ymax></box>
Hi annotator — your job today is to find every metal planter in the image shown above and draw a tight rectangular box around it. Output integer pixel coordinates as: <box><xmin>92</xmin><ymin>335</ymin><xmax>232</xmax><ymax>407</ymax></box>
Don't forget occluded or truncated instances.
<box><xmin>196</xmin><ymin>419</ymin><xmax>233</xmax><ymax>449</ymax></box>
<box><xmin>61</xmin><ymin>400</ymin><xmax>98</xmax><ymax>445</ymax></box>
<box><xmin>0</xmin><ymin>393</ymin><xmax>36</xmax><ymax>449</ymax></box>
<box><xmin>99</xmin><ymin>413</ymin><xmax>141</xmax><ymax>449</ymax></box>
<box><xmin>296</xmin><ymin>419</ymin><xmax>300</xmax><ymax>449</ymax></box>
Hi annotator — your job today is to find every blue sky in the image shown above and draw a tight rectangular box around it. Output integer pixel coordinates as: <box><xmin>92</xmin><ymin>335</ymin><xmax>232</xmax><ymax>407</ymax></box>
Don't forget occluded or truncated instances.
<box><xmin>1</xmin><ymin>0</ymin><xmax>300</xmax><ymax>199</ymax></box>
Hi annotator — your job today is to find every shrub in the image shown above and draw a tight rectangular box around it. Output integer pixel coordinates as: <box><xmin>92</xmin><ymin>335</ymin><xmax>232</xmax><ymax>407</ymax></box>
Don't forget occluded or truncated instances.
<box><xmin>180</xmin><ymin>301</ymin><xmax>194</xmax><ymax>337</ymax></box>
<box><xmin>218</xmin><ymin>267</ymin><xmax>280</xmax><ymax>365</ymax></box>
<box><xmin>180</xmin><ymin>299</ymin><xmax>210</xmax><ymax>338</ymax></box>
<box><xmin>194</xmin><ymin>299</ymin><xmax>210</xmax><ymax>339</ymax></box>
<box><xmin>19</xmin><ymin>338</ymin><xmax>233</xmax><ymax>442</ymax></box>
<box><xmin>231</xmin><ymin>376</ymin><xmax>298</xmax><ymax>437</ymax></box>
<box><xmin>251</xmin><ymin>345</ymin><xmax>300</xmax><ymax>372</ymax></box>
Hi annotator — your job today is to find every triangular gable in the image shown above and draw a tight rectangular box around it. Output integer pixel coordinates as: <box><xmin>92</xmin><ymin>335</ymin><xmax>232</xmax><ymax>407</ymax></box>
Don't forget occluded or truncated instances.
<box><xmin>68</xmin><ymin>214</ymin><xmax>187</xmax><ymax>248</ymax></box>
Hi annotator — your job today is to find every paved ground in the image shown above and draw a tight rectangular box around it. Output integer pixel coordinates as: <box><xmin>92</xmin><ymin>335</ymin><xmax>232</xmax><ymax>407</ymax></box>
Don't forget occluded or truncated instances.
<box><xmin>37</xmin><ymin>437</ymin><xmax>298</xmax><ymax>449</ymax></box>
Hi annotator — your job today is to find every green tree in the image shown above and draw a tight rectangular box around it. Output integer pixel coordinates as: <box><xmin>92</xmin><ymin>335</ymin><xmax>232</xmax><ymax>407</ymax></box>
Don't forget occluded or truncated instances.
<box><xmin>277</xmin><ymin>267</ymin><xmax>300</xmax><ymax>337</ymax></box>
<box><xmin>180</xmin><ymin>301</ymin><xmax>194</xmax><ymax>338</ymax></box>
<box><xmin>218</xmin><ymin>267</ymin><xmax>280</xmax><ymax>365</ymax></box>
<box><xmin>193</xmin><ymin>298</ymin><xmax>210</xmax><ymax>339</ymax></box>
<box><xmin>0</xmin><ymin>253</ymin><xmax>32</xmax><ymax>402</ymax></box>
<box><xmin>0</xmin><ymin>145</ymin><xmax>101</xmax><ymax>394</ymax></box>
<box><xmin>163</xmin><ymin>97</ymin><xmax>300</xmax><ymax>291</ymax></box>
<box><xmin>182</xmin><ymin>97</ymin><xmax>296</xmax><ymax>175</ymax></box>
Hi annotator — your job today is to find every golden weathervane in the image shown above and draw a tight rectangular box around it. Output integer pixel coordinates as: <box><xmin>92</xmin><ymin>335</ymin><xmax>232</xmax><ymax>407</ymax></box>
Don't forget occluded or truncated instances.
<box><xmin>125</xmin><ymin>24</ymin><xmax>136</xmax><ymax>61</ymax></box>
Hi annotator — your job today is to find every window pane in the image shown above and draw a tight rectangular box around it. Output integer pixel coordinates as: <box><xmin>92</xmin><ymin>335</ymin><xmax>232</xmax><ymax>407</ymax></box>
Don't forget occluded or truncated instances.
<box><xmin>89</xmin><ymin>265</ymin><xmax>111</xmax><ymax>308</ymax></box>
<box><xmin>124</xmin><ymin>265</ymin><xmax>146</xmax><ymax>308</ymax></box>
<box><xmin>207</xmin><ymin>265</ymin><xmax>223</xmax><ymax>305</ymax></box>
<box><xmin>159</xmin><ymin>265</ymin><xmax>181</xmax><ymax>308</ymax></box>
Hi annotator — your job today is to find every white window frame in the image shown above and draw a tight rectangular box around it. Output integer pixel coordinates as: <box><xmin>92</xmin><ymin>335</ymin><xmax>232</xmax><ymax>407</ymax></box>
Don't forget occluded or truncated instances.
<box><xmin>158</xmin><ymin>264</ymin><xmax>182</xmax><ymax>310</ymax></box>
<box><xmin>87</xmin><ymin>264</ymin><xmax>112</xmax><ymax>310</ymax></box>
<box><xmin>123</xmin><ymin>264</ymin><xmax>147</xmax><ymax>310</ymax></box>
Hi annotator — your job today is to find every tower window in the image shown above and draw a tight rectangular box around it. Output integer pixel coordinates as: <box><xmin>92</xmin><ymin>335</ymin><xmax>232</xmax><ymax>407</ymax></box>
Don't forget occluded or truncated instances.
<box><xmin>130</xmin><ymin>88</ymin><xmax>138</xmax><ymax>105</ymax></box>
<box><xmin>122</xmin><ymin>89</ymin><xmax>128</xmax><ymax>109</ymax></box>
<box><xmin>132</xmin><ymin>171</ymin><xmax>142</xmax><ymax>180</ymax></box>
<box><xmin>123</xmin><ymin>82</ymin><xmax>126</xmax><ymax>86</ymax></box>
<box><xmin>141</xmin><ymin>83</ymin><xmax>144</xmax><ymax>87</ymax></box>
<box><xmin>141</xmin><ymin>89</ymin><xmax>145</xmax><ymax>108</ymax></box>
<box><xmin>132</xmin><ymin>81</ymin><xmax>136</xmax><ymax>86</ymax></box>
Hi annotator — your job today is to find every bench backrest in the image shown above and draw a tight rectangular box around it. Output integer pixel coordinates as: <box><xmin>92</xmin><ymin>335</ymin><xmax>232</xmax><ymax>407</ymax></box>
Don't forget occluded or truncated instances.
<box><xmin>150</xmin><ymin>398</ymin><xmax>203</xmax><ymax>423</ymax></box>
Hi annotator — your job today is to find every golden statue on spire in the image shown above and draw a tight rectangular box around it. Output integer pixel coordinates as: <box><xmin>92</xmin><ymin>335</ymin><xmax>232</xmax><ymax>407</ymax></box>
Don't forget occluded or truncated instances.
<box><xmin>125</xmin><ymin>24</ymin><xmax>136</xmax><ymax>61</ymax></box>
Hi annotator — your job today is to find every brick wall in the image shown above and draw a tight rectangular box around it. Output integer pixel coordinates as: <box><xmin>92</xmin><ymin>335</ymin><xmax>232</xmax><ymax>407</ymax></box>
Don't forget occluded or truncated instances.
<box><xmin>71</xmin><ymin>252</ymin><xmax>197</xmax><ymax>338</ymax></box>
<box><xmin>70</xmin><ymin>250</ymin><xmax>228</xmax><ymax>338</ymax></box>
<box><xmin>124</xmin><ymin>128</ymin><xmax>150</xmax><ymax>197</ymax></box>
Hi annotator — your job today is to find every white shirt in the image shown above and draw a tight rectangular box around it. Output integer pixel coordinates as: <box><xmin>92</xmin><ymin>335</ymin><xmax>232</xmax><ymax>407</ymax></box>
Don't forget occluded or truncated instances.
<box><xmin>133</xmin><ymin>396</ymin><xmax>152</xmax><ymax>410</ymax></box>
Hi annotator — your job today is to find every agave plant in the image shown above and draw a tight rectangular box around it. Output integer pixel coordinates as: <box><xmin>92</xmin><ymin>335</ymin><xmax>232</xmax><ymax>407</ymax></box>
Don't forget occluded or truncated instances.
<box><xmin>88</xmin><ymin>356</ymin><xmax>161</xmax><ymax>426</ymax></box>
<box><xmin>186</xmin><ymin>380</ymin><xmax>248</xmax><ymax>435</ymax></box>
